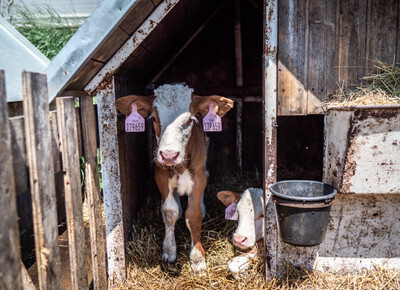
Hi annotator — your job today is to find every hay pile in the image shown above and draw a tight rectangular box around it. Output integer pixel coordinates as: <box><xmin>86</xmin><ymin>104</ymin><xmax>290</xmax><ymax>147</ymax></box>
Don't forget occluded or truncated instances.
<box><xmin>330</xmin><ymin>60</ymin><xmax>400</xmax><ymax>106</ymax></box>
<box><xmin>113</xmin><ymin>174</ymin><xmax>400</xmax><ymax>289</ymax></box>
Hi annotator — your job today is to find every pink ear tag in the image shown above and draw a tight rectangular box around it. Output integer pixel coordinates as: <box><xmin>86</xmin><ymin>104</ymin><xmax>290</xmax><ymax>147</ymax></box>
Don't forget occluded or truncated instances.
<box><xmin>203</xmin><ymin>103</ymin><xmax>222</xmax><ymax>132</ymax></box>
<box><xmin>125</xmin><ymin>103</ymin><xmax>145</xmax><ymax>132</ymax></box>
<box><xmin>225</xmin><ymin>202</ymin><xmax>238</xmax><ymax>221</ymax></box>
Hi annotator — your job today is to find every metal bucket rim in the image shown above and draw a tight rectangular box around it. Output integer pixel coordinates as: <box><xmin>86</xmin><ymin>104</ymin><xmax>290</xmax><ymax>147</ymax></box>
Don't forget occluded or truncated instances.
<box><xmin>268</xmin><ymin>180</ymin><xmax>337</xmax><ymax>202</ymax></box>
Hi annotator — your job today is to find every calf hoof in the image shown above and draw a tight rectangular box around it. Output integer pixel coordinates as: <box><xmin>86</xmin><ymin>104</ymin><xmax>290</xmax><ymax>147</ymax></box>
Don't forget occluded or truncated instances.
<box><xmin>190</xmin><ymin>247</ymin><xmax>207</xmax><ymax>275</ymax></box>
<box><xmin>228</xmin><ymin>256</ymin><xmax>250</xmax><ymax>279</ymax></box>
<box><xmin>162</xmin><ymin>240</ymin><xmax>177</xmax><ymax>263</ymax></box>
<box><xmin>162</xmin><ymin>252</ymin><xmax>176</xmax><ymax>264</ymax></box>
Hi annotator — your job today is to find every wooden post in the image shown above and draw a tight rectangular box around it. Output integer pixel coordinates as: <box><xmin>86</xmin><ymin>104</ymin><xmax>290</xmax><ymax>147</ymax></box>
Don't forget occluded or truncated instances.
<box><xmin>0</xmin><ymin>71</ymin><xmax>23</xmax><ymax>290</ymax></box>
<box><xmin>56</xmin><ymin>97</ymin><xmax>88</xmax><ymax>289</ymax></box>
<box><xmin>22</xmin><ymin>71</ymin><xmax>61</xmax><ymax>290</ymax></box>
<box><xmin>80</xmin><ymin>95</ymin><xmax>108</xmax><ymax>290</ymax></box>
<box><xmin>96</xmin><ymin>84</ymin><xmax>126</xmax><ymax>284</ymax></box>
<box><xmin>263</xmin><ymin>0</ymin><xmax>278</xmax><ymax>280</ymax></box>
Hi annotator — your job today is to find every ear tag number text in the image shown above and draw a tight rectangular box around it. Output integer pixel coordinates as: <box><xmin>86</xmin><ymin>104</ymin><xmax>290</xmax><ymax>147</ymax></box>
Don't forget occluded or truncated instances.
<box><xmin>225</xmin><ymin>202</ymin><xmax>238</xmax><ymax>220</ymax></box>
<box><xmin>203</xmin><ymin>103</ymin><xmax>222</xmax><ymax>132</ymax></box>
<box><xmin>125</xmin><ymin>103</ymin><xmax>145</xmax><ymax>132</ymax></box>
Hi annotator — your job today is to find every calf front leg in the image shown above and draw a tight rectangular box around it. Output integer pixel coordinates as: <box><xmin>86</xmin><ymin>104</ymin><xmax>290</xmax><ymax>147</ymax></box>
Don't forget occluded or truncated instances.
<box><xmin>161</xmin><ymin>192</ymin><xmax>179</xmax><ymax>263</ymax></box>
<box><xmin>185</xmin><ymin>170</ymin><xmax>207</xmax><ymax>275</ymax></box>
<box><xmin>156</xmin><ymin>169</ymin><xmax>179</xmax><ymax>263</ymax></box>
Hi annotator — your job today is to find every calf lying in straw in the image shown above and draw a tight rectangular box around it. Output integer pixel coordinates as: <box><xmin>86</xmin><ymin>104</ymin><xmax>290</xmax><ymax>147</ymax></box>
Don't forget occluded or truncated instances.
<box><xmin>217</xmin><ymin>188</ymin><xmax>264</xmax><ymax>278</ymax></box>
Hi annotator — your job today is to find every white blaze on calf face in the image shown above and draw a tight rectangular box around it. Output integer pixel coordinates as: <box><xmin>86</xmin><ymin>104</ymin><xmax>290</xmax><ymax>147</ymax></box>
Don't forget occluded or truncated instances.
<box><xmin>234</xmin><ymin>188</ymin><xmax>264</xmax><ymax>249</ymax></box>
<box><xmin>153</xmin><ymin>84</ymin><xmax>194</xmax><ymax>165</ymax></box>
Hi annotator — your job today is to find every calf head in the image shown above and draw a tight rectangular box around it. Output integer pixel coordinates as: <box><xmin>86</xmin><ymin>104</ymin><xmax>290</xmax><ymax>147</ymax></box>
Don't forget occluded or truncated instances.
<box><xmin>217</xmin><ymin>188</ymin><xmax>264</xmax><ymax>249</ymax></box>
<box><xmin>115</xmin><ymin>84</ymin><xmax>233</xmax><ymax>167</ymax></box>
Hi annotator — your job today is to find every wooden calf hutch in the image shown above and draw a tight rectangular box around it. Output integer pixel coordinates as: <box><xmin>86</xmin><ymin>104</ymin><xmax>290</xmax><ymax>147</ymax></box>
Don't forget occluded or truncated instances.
<box><xmin>2</xmin><ymin>0</ymin><xmax>399</xmax><ymax>287</ymax></box>
<box><xmin>45</xmin><ymin>0</ymin><xmax>399</xmax><ymax>281</ymax></box>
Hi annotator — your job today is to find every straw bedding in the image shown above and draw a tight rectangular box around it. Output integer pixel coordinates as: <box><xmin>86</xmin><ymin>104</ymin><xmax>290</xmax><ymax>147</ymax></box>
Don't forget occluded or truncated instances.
<box><xmin>107</xmin><ymin>173</ymin><xmax>400</xmax><ymax>289</ymax></box>
<box><xmin>329</xmin><ymin>60</ymin><xmax>400</xmax><ymax>106</ymax></box>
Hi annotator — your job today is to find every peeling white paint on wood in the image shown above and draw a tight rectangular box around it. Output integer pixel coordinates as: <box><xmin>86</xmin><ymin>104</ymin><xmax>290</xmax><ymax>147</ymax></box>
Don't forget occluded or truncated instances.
<box><xmin>324</xmin><ymin>106</ymin><xmax>400</xmax><ymax>194</ymax></box>
<box><xmin>265</xmin><ymin>193</ymin><xmax>400</xmax><ymax>275</ymax></box>
<box><xmin>96</xmin><ymin>85</ymin><xmax>126</xmax><ymax>283</ymax></box>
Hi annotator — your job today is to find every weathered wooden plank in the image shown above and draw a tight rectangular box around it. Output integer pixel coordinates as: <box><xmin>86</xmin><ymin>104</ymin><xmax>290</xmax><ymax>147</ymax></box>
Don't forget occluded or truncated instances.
<box><xmin>22</xmin><ymin>71</ymin><xmax>61</xmax><ymax>290</ymax></box>
<box><xmin>307</xmin><ymin>0</ymin><xmax>337</xmax><ymax>114</ymax></box>
<box><xmin>92</xmin><ymin>26</ymin><xmax>130</xmax><ymax>63</ymax></box>
<box><xmin>9</xmin><ymin>116</ymin><xmax>29</xmax><ymax>196</ymax></box>
<box><xmin>119</xmin><ymin>0</ymin><xmax>156</xmax><ymax>35</ymax></box>
<box><xmin>21</xmin><ymin>261</ymin><xmax>36</xmax><ymax>290</ymax></box>
<box><xmin>65</xmin><ymin>59</ymin><xmax>104</xmax><ymax>92</ymax></box>
<box><xmin>337</xmin><ymin>0</ymin><xmax>367</xmax><ymax>85</ymax></box>
<box><xmin>366</xmin><ymin>0</ymin><xmax>399</xmax><ymax>72</ymax></box>
<box><xmin>56</xmin><ymin>97</ymin><xmax>88</xmax><ymax>289</ymax></box>
<box><xmin>80</xmin><ymin>95</ymin><xmax>108</xmax><ymax>290</ymax></box>
<box><xmin>75</xmin><ymin>107</ymin><xmax>83</xmax><ymax>157</ymax></box>
<box><xmin>9</xmin><ymin>116</ymin><xmax>35</xmax><ymax>261</ymax></box>
<box><xmin>278</xmin><ymin>0</ymin><xmax>307</xmax><ymax>115</ymax></box>
<box><xmin>96</xmin><ymin>83</ymin><xmax>126</xmax><ymax>284</ymax></box>
<box><xmin>0</xmin><ymin>71</ymin><xmax>23</xmax><ymax>290</ymax></box>
<box><xmin>49</xmin><ymin>111</ymin><xmax>66</xmax><ymax>224</ymax></box>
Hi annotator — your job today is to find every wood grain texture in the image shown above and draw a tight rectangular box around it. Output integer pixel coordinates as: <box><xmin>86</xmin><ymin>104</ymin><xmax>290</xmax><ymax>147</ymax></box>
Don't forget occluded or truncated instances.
<box><xmin>278</xmin><ymin>0</ymin><xmax>308</xmax><ymax>115</ymax></box>
<box><xmin>80</xmin><ymin>95</ymin><xmax>107</xmax><ymax>290</ymax></box>
<box><xmin>0</xmin><ymin>71</ymin><xmax>23</xmax><ymax>290</ymax></box>
<box><xmin>307</xmin><ymin>0</ymin><xmax>337</xmax><ymax>114</ymax></box>
<box><xmin>119</xmin><ymin>0</ymin><xmax>155</xmax><ymax>35</ymax></box>
<box><xmin>22</xmin><ymin>71</ymin><xmax>61</xmax><ymax>290</ymax></box>
<box><xmin>337</xmin><ymin>0</ymin><xmax>367</xmax><ymax>85</ymax></box>
<box><xmin>49</xmin><ymin>111</ymin><xmax>67</xmax><ymax>224</ymax></box>
<box><xmin>366</xmin><ymin>0</ymin><xmax>399</xmax><ymax>72</ymax></box>
<box><xmin>56</xmin><ymin>97</ymin><xmax>88</xmax><ymax>289</ymax></box>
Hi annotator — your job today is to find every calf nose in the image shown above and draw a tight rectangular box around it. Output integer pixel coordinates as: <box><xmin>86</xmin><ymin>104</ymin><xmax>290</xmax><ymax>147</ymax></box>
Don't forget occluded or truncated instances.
<box><xmin>233</xmin><ymin>235</ymin><xmax>248</xmax><ymax>248</ymax></box>
<box><xmin>160</xmin><ymin>150</ymin><xmax>180</xmax><ymax>163</ymax></box>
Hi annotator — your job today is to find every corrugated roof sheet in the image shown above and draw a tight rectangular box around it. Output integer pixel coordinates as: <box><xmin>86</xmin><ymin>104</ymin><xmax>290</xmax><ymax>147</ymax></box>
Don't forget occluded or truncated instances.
<box><xmin>0</xmin><ymin>16</ymin><xmax>50</xmax><ymax>102</ymax></box>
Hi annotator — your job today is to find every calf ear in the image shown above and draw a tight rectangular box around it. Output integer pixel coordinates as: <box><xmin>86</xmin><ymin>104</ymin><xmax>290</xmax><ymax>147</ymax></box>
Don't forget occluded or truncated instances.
<box><xmin>217</xmin><ymin>191</ymin><xmax>241</xmax><ymax>207</ymax></box>
<box><xmin>115</xmin><ymin>95</ymin><xmax>155</xmax><ymax>118</ymax></box>
<box><xmin>191</xmin><ymin>95</ymin><xmax>234</xmax><ymax>117</ymax></box>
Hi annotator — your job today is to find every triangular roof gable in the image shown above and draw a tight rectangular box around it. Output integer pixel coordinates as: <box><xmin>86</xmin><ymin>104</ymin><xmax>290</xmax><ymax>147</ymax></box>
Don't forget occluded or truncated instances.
<box><xmin>46</xmin><ymin>0</ymin><xmax>224</xmax><ymax>102</ymax></box>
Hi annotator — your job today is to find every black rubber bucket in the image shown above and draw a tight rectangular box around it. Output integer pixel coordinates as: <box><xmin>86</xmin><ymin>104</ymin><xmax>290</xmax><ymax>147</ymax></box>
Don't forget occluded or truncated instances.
<box><xmin>269</xmin><ymin>180</ymin><xmax>337</xmax><ymax>247</ymax></box>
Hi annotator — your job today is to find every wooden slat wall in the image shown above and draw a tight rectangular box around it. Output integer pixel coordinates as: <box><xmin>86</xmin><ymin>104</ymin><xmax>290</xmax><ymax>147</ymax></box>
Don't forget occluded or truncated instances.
<box><xmin>278</xmin><ymin>0</ymin><xmax>400</xmax><ymax>115</ymax></box>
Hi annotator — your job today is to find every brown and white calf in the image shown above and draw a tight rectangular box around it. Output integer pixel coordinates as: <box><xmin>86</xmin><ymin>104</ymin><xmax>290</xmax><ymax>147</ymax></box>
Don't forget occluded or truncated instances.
<box><xmin>116</xmin><ymin>84</ymin><xmax>233</xmax><ymax>274</ymax></box>
<box><xmin>217</xmin><ymin>188</ymin><xmax>264</xmax><ymax>278</ymax></box>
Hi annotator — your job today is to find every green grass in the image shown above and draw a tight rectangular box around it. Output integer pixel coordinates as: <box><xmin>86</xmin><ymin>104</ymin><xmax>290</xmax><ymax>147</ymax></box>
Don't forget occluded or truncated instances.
<box><xmin>12</xmin><ymin>5</ymin><xmax>78</xmax><ymax>59</ymax></box>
